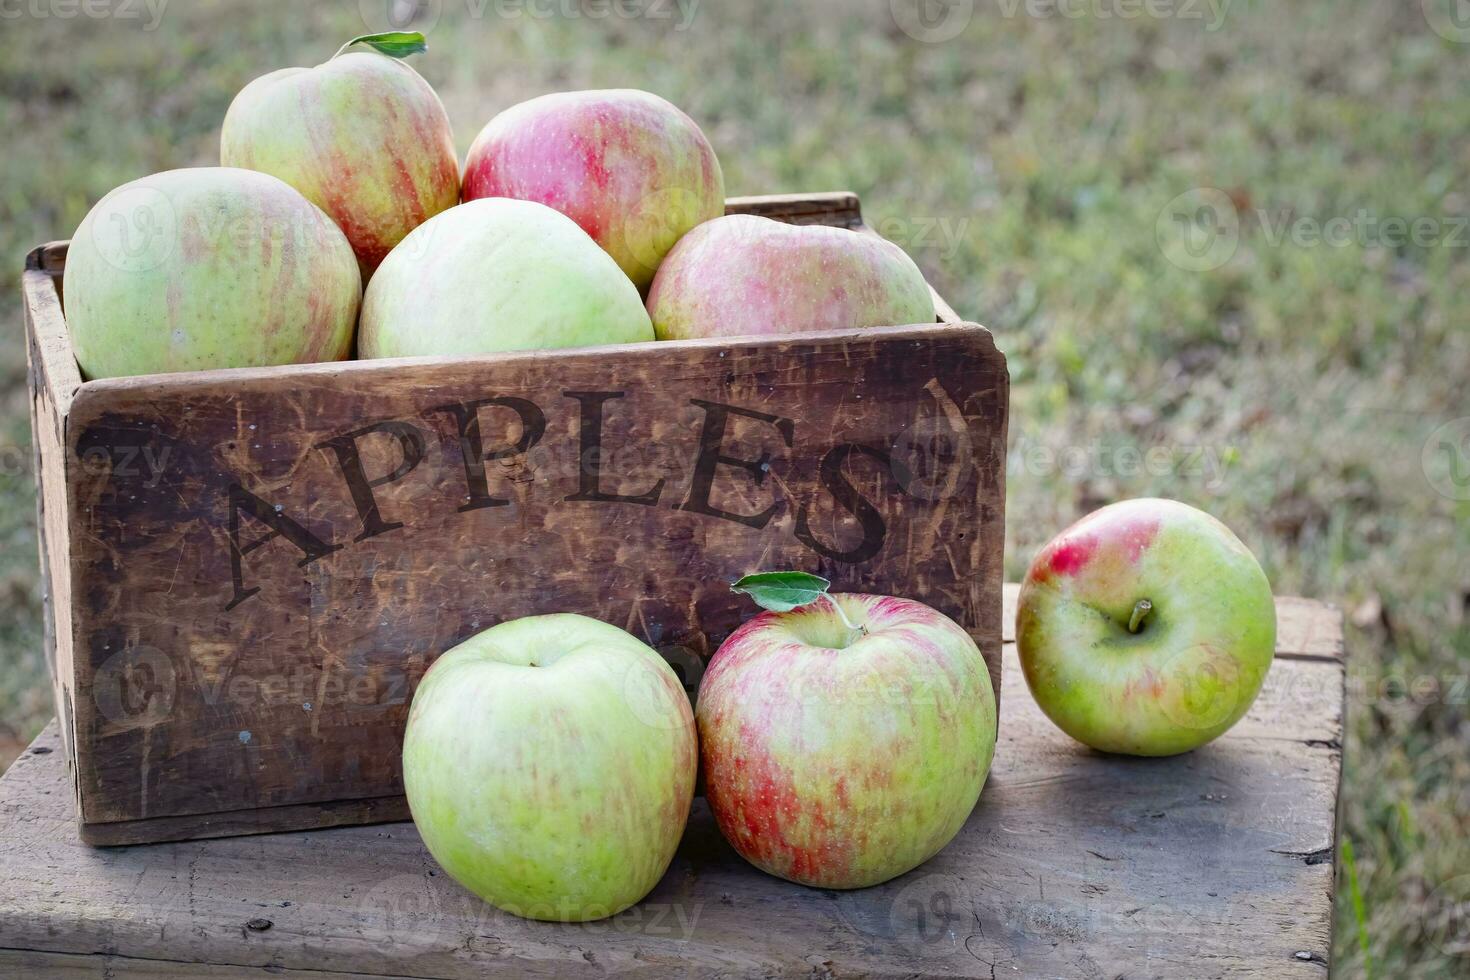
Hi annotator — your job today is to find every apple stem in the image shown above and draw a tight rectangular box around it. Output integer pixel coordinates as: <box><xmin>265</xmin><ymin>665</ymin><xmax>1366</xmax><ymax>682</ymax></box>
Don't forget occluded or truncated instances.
<box><xmin>1127</xmin><ymin>599</ymin><xmax>1153</xmax><ymax>634</ymax></box>
<box><xmin>826</xmin><ymin>594</ymin><xmax>869</xmax><ymax>641</ymax></box>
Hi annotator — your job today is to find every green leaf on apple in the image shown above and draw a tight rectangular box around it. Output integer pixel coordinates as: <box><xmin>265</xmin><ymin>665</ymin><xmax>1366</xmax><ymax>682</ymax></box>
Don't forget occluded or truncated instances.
<box><xmin>731</xmin><ymin>571</ymin><xmax>869</xmax><ymax>637</ymax></box>
<box><xmin>730</xmin><ymin>571</ymin><xmax>831</xmax><ymax>613</ymax></box>
<box><xmin>334</xmin><ymin>31</ymin><xmax>428</xmax><ymax>60</ymax></box>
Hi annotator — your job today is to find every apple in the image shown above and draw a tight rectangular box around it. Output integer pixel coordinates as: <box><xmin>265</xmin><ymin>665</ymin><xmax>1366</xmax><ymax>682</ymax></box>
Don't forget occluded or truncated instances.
<box><xmin>646</xmin><ymin>215</ymin><xmax>937</xmax><ymax>341</ymax></box>
<box><xmin>221</xmin><ymin>33</ymin><xmax>459</xmax><ymax>277</ymax></box>
<box><xmin>1016</xmin><ymin>498</ymin><xmax>1276</xmax><ymax>757</ymax></box>
<box><xmin>696</xmin><ymin>591</ymin><xmax>996</xmax><ymax>889</ymax></box>
<box><xmin>358</xmin><ymin>198</ymin><xmax>655</xmax><ymax>359</ymax></box>
<box><xmin>402</xmin><ymin>613</ymin><xmax>697</xmax><ymax>922</ymax></box>
<box><xmin>461</xmin><ymin>88</ymin><xmax>724</xmax><ymax>292</ymax></box>
<box><xmin>63</xmin><ymin>167</ymin><xmax>360</xmax><ymax>380</ymax></box>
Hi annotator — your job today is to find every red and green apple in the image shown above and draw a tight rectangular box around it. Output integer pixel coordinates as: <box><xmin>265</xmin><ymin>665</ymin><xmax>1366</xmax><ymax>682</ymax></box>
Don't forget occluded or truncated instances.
<box><xmin>1016</xmin><ymin>497</ymin><xmax>1276</xmax><ymax>756</ymax></box>
<box><xmin>221</xmin><ymin>32</ymin><xmax>459</xmax><ymax>277</ymax></box>
<box><xmin>646</xmin><ymin>215</ymin><xmax>936</xmax><ymax>340</ymax></box>
<box><xmin>696</xmin><ymin>574</ymin><xmax>996</xmax><ymax>890</ymax></box>
<box><xmin>462</xmin><ymin>88</ymin><xmax>724</xmax><ymax>292</ymax></box>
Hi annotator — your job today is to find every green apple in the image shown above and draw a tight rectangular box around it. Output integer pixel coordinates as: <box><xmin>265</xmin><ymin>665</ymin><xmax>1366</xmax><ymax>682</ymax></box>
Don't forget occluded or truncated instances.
<box><xmin>358</xmin><ymin>198</ymin><xmax>655</xmax><ymax>359</ymax></box>
<box><xmin>63</xmin><ymin>167</ymin><xmax>360</xmax><ymax>379</ymax></box>
<box><xmin>1016</xmin><ymin>498</ymin><xmax>1276</xmax><ymax>756</ymax></box>
<box><xmin>402</xmin><ymin>614</ymin><xmax>697</xmax><ymax>922</ymax></box>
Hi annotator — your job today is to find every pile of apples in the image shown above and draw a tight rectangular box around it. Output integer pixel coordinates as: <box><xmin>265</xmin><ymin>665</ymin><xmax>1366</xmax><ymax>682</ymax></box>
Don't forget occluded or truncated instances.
<box><xmin>59</xmin><ymin>33</ymin><xmax>1280</xmax><ymax>925</ymax></box>
<box><xmin>402</xmin><ymin>499</ymin><xmax>1276</xmax><ymax>923</ymax></box>
<box><xmin>62</xmin><ymin>31</ymin><xmax>935</xmax><ymax>380</ymax></box>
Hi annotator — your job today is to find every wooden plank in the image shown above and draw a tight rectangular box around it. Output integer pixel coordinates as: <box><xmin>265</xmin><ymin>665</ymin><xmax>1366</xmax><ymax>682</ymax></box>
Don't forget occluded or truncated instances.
<box><xmin>29</xmin><ymin>240</ymin><xmax>70</xmax><ymax>276</ymax></box>
<box><xmin>61</xmin><ymin>320</ymin><xmax>1007</xmax><ymax>835</ymax></box>
<box><xmin>0</xmin><ymin>949</ymin><xmax>393</xmax><ymax>980</ymax></box>
<box><xmin>23</xmin><ymin>252</ymin><xmax>81</xmax><ymax>810</ymax></box>
<box><xmin>78</xmin><ymin>795</ymin><xmax>410</xmax><ymax>848</ymax></box>
<box><xmin>725</xmin><ymin>191</ymin><xmax>863</xmax><ymax>227</ymax></box>
<box><xmin>928</xmin><ymin>287</ymin><xmax>963</xmax><ymax>324</ymax></box>
<box><xmin>1272</xmin><ymin>595</ymin><xmax>1347</xmax><ymax>661</ymax></box>
<box><xmin>23</xmin><ymin>248</ymin><xmax>80</xmax><ymax>402</ymax></box>
<box><xmin>0</xmin><ymin>595</ymin><xmax>1343</xmax><ymax>978</ymax></box>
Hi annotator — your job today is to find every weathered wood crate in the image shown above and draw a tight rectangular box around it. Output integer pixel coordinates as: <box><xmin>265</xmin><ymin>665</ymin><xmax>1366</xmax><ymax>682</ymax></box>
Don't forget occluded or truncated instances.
<box><xmin>23</xmin><ymin>192</ymin><xmax>1008</xmax><ymax>846</ymax></box>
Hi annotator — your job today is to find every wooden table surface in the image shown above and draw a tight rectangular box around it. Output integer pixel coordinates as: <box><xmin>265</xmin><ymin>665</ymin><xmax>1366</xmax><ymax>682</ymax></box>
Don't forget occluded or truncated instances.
<box><xmin>0</xmin><ymin>586</ymin><xmax>1345</xmax><ymax>978</ymax></box>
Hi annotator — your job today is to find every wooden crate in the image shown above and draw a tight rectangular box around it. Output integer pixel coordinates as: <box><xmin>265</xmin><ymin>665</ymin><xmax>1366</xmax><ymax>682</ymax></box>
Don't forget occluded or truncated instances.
<box><xmin>23</xmin><ymin>192</ymin><xmax>1009</xmax><ymax>846</ymax></box>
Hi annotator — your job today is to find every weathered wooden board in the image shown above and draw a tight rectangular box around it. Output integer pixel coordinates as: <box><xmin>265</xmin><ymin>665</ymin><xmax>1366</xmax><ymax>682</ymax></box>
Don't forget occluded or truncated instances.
<box><xmin>23</xmin><ymin>192</ymin><xmax>1009</xmax><ymax>845</ymax></box>
<box><xmin>0</xmin><ymin>591</ymin><xmax>1343</xmax><ymax>978</ymax></box>
<box><xmin>23</xmin><ymin>242</ymin><xmax>82</xmax><ymax>808</ymax></box>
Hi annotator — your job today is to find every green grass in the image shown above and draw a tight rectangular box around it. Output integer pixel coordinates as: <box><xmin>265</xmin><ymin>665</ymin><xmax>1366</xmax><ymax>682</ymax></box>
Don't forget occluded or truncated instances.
<box><xmin>1</xmin><ymin>1</ymin><xmax>1467</xmax><ymax>972</ymax></box>
<box><xmin>1343</xmin><ymin>837</ymin><xmax>1376</xmax><ymax>978</ymax></box>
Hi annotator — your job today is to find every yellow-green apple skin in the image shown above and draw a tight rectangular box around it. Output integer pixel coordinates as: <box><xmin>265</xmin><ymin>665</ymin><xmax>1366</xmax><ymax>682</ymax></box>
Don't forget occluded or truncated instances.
<box><xmin>461</xmin><ymin>89</ymin><xmax>724</xmax><ymax>292</ymax></box>
<box><xmin>358</xmin><ymin>198</ymin><xmax>654</xmax><ymax>358</ymax></box>
<box><xmin>402</xmin><ymin>614</ymin><xmax>697</xmax><ymax>922</ymax></box>
<box><xmin>221</xmin><ymin>50</ymin><xmax>459</xmax><ymax>277</ymax></box>
<box><xmin>63</xmin><ymin>167</ymin><xmax>360</xmax><ymax>379</ymax></box>
<box><xmin>1016</xmin><ymin>498</ymin><xmax>1276</xmax><ymax>757</ymax></box>
<box><xmin>647</xmin><ymin>215</ymin><xmax>936</xmax><ymax>340</ymax></box>
<box><xmin>696</xmin><ymin>594</ymin><xmax>996</xmax><ymax>889</ymax></box>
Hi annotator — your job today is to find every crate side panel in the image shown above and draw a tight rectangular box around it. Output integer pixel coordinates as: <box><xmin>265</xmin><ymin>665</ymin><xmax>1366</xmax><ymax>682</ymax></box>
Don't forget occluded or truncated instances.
<box><xmin>64</xmin><ymin>325</ymin><xmax>1007</xmax><ymax>827</ymax></box>
<box><xmin>22</xmin><ymin>265</ymin><xmax>80</xmax><ymax>784</ymax></box>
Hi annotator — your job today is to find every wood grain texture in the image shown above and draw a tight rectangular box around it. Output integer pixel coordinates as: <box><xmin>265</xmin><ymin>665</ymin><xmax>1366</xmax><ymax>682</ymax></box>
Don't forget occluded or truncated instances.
<box><xmin>23</xmin><ymin>250</ymin><xmax>82</xmax><ymax>809</ymax></box>
<box><xmin>63</xmin><ymin>324</ymin><xmax>1008</xmax><ymax>832</ymax></box>
<box><xmin>0</xmin><ymin>949</ymin><xmax>399</xmax><ymax>980</ymax></box>
<box><xmin>725</xmin><ymin>191</ymin><xmax>863</xmax><ymax>227</ymax></box>
<box><xmin>24</xmin><ymin>193</ymin><xmax>1006</xmax><ymax>844</ymax></box>
<box><xmin>0</xmin><ymin>595</ymin><xmax>1343</xmax><ymax>979</ymax></box>
<box><xmin>76</xmin><ymin>794</ymin><xmax>411</xmax><ymax>848</ymax></box>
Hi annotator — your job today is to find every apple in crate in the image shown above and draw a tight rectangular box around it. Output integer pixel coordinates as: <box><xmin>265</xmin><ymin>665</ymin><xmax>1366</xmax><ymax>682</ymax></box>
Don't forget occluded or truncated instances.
<box><xmin>403</xmin><ymin>614</ymin><xmax>697</xmax><ymax>922</ymax></box>
<box><xmin>647</xmin><ymin>215</ymin><xmax>936</xmax><ymax>340</ymax></box>
<box><xmin>462</xmin><ymin>89</ymin><xmax>724</xmax><ymax>291</ymax></box>
<box><xmin>1016</xmin><ymin>498</ymin><xmax>1276</xmax><ymax>756</ymax></box>
<box><xmin>221</xmin><ymin>32</ymin><xmax>459</xmax><ymax>276</ymax></box>
<box><xmin>63</xmin><ymin>167</ymin><xmax>360</xmax><ymax>380</ymax></box>
<box><xmin>697</xmin><ymin>573</ymin><xmax>996</xmax><ymax>889</ymax></box>
<box><xmin>359</xmin><ymin>198</ymin><xmax>654</xmax><ymax>358</ymax></box>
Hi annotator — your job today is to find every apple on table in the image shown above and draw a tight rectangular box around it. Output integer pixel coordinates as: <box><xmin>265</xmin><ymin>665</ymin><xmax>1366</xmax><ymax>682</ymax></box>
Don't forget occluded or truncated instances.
<box><xmin>696</xmin><ymin>572</ymin><xmax>996</xmax><ymax>890</ymax></box>
<box><xmin>221</xmin><ymin>31</ymin><xmax>460</xmax><ymax>278</ymax></box>
<box><xmin>1016</xmin><ymin>497</ymin><xmax>1277</xmax><ymax>756</ymax></box>
<box><xmin>402</xmin><ymin>614</ymin><xmax>697</xmax><ymax>922</ymax></box>
<box><xmin>647</xmin><ymin>215</ymin><xmax>937</xmax><ymax>340</ymax></box>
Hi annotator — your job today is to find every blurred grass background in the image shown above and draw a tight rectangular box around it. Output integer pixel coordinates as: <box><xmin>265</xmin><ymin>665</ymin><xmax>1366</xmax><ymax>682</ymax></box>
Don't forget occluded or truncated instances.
<box><xmin>1</xmin><ymin>0</ymin><xmax>1466</xmax><ymax>973</ymax></box>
